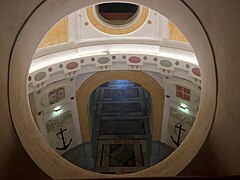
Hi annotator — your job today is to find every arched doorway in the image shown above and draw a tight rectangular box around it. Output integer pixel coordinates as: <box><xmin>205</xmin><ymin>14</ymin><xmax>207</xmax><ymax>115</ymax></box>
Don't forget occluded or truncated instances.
<box><xmin>76</xmin><ymin>71</ymin><xmax>165</xmax><ymax>174</ymax></box>
<box><xmin>76</xmin><ymin>71</ymin><xmax>164</xmax><ymax>142</ymax></box>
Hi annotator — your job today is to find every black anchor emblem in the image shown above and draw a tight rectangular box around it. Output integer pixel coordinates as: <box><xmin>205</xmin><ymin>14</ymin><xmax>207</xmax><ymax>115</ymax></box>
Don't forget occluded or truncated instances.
<box><xmin>171</xmin><ymin>123</ymin><xmax>186</xmax><ymax>147</ymax></box>
<box><xmin>56</xmin><ymin>127</ymin><xmax>72</xmax><ymax>150</ymax></box>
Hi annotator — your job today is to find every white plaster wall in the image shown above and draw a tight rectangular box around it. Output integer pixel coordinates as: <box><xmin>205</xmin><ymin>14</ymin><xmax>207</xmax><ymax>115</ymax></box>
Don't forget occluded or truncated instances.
<box><xmin>29</xmin><ymin>63</ymin><xmax>198</xmax><ymax>152</ymax></box>
<box><xmin>31</xmin><ymin>77</ymin><xmax>82</xmax><ymax>155</ymax></box>
<box><xmin>34</xmin><ymin>7</ymin><xmax>192</xmax><ymax>59</ymax></box>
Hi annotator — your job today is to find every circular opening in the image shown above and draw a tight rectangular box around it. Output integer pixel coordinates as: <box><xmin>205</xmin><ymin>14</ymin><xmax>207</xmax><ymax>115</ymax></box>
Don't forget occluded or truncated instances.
<box><xmin>96</xmin><ymin>2</ymin><xmax>139</xmax><ymax>26</ymax></box>
<box><xmin>85</xmin><ymin>2</ymin><xmax>148</xmax><ymax>35</ymax></box>
<box><xmin>9</xmin><ymin>0</ymin><xmax>216</xmax><ymax>178</ymax></box>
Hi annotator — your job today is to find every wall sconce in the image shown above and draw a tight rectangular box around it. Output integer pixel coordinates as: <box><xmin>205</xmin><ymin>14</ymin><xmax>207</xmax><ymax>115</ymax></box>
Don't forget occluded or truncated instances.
<box><xmin>180</xmin><ymin>103</ymin><xmax>188</xmax><ymax>109</ymax></box>
<box><xmin>53</xmin><ymin>106</ymin><xmax>61</xmax><ymax>112</ymax></box>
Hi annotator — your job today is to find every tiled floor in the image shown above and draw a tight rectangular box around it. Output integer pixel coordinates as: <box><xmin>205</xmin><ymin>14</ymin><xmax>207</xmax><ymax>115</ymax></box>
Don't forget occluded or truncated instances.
<box><xmin>90</xmin><ymin>80</ymin><xmax>151</xmax><ymax>174</ymax></box>
<box><xmin>94</xmin><ymin>140</ymin><xmax>148</xmax><ymax>174</ymax></box>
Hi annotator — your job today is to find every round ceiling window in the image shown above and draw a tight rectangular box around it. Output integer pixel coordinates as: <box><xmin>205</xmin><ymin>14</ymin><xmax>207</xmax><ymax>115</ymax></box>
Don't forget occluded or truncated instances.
<box><xmin>86</xmin><ymin>2</ymin><xmax>149</xmax><ymax>35</ymax></box>
<box><xmin>96</xmin><ymin>2</ymin><xmax>139</xmax><ymax>25</ymax></box>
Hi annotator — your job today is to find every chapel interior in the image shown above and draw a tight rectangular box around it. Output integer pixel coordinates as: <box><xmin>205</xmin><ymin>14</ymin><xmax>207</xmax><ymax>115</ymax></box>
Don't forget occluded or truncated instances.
<box><xmin>0</xmin><ymin>0</ymin><xmax>239</xmax><ymax>179</ymax></box>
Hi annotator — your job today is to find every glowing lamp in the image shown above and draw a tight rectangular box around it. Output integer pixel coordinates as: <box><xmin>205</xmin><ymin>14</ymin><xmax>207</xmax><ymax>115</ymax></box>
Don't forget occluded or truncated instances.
<box><xmin>53</xmin><ymin>106</ymin><xmax>61</xmax><ymax>112</ymax></box>
<box><xmin>180</xmin><ymin>103</ymin><xmax>188</xmax><ymax>109</ymax></box>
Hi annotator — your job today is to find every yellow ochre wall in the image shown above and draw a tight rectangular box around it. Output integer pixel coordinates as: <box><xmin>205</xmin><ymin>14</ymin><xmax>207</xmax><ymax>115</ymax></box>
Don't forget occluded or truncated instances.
<box><xmin>38</xmin><ymin>17</ymin><xmax>68</xmax><ymax>48</ymax></box>
<box><xmin>169</xmin><ymin>21</ymin><xmax>188</xmax><ymax>42</ymax></box>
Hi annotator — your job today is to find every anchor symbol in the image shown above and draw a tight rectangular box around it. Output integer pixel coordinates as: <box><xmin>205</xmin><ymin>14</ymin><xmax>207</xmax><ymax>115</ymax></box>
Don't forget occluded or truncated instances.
<box><xmin>56</xmin><ymin>127</ymin><xmax>72</xmax><ymax>150</ymax></box>
<box><xmin>171</xmin><ymin>123</ymin><xmax>186</xmax><ymax>147</ymax></box>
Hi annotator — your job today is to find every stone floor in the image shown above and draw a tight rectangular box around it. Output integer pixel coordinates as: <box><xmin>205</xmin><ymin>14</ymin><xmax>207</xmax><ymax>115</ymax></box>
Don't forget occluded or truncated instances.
<box><xmin>90</xmin><ymin>80</ymin><xmax>151</xmax><ymax>174</ymax></box>
<box><xmin>62</xmin><ymin>140</ymin><xmax>175</xmax><ymax>171</ymax></box>
<box><xmin>94</xmin><ymin>140</ymin><xmax>148</xmax><ymax>174</ymax></box>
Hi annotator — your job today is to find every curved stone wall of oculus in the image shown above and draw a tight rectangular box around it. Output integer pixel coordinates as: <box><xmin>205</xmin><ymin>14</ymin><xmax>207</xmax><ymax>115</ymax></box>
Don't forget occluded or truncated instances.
<box><xmin>27</xmin><ymin>3</ymin><xmax>201</xmax><ymax>169</ymax></box>
<box><xmin>1</xmin><ymin>0</ymin><xmax>227</xmax><ymax>179</ymax></box>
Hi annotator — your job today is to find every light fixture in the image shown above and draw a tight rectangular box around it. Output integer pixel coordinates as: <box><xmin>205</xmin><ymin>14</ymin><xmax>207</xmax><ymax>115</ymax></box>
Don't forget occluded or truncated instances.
<box><xmin>180</xmin><ymin>103</ymin><xmax>188</xmax><ymax>109</ymax></box>
<box><xmin>53</xmin><ymin>106</ymin><xmax>61</xmax><ymax>112</ymax></box>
